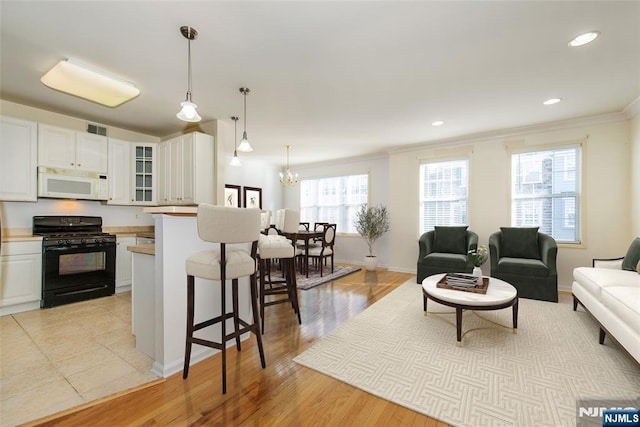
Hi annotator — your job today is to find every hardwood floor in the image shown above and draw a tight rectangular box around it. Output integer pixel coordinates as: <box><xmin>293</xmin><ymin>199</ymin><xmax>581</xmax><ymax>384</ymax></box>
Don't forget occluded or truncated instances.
<box><xmin>30</xmin><ymin>267</ymin><xmax>449</xmax><ymax>427</ymax></box>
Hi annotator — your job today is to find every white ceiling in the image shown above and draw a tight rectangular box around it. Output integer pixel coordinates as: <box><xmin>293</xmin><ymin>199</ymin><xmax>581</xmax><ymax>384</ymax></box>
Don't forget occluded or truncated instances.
<box><xmin>1</xmin><ymin>1</ymin><xmax>639</xmax><ymax>166</ymax></box>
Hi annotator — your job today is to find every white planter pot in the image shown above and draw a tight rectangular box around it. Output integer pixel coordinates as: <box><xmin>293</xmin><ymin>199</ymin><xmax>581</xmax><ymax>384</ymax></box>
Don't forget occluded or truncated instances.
<box><xmin>472</xmin><ymin>266</ymin><xmax>483</xmax><ymax>277</ymax></box>
<box><xmin>364</xmin><ymin>256</ymin><xmax>378</xmax><ymax>271</ymax></box>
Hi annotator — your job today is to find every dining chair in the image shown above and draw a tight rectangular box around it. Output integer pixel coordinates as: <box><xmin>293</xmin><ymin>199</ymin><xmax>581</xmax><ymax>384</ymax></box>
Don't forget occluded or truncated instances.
<box><xmin>308</xmin><ymin>223</ymin><xmax>336</xmax><ymax>277</ymax></box>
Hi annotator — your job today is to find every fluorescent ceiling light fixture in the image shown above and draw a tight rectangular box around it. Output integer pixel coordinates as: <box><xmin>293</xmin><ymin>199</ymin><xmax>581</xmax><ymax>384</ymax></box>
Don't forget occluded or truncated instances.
<box><xmin>543</xmin><ymin>98</ymin><xmax>562</xmax><ymax>105</ymax></box>
<box><xmin>568</xmin><ymin>31</ymin><xmax>600</xmax><ymax>47</ymax></box>
<box><xmin>431</xmin><ymin>120</ymin><xmax>444</xmax><ymax>126</ymax></box>
<box><xmin>41</xmin><ymin>59</ymin><xmax>139</xmax><ymax>107</ymax></box>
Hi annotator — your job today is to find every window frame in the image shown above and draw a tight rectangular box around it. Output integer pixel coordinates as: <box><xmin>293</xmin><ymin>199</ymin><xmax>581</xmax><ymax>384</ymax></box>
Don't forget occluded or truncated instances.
<box><xmin>299</xmin><ymin>172</ymin><xmax>370</xmax><ymax>236</ymax></box>
<box><xmin>418</xmin><ymin>156</ymin><xmax>470</xmax><ymax>235</ymax></box>
<box><xmin>509</xmin><ymin>143</ymin><xmax>583</xmax><ymax>245</ymax></box>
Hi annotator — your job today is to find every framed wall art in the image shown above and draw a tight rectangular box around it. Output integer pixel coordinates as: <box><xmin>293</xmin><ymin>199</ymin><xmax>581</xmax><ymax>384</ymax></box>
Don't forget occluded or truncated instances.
<box><xmin>243</xmin><ymin>186</ymin><xmax>262</xmax><ymax>209</ymax></box>
<box><xmin>224</xmin><ymin>184</ymin><xmax>241</xmax><ymax>208</ymax></box>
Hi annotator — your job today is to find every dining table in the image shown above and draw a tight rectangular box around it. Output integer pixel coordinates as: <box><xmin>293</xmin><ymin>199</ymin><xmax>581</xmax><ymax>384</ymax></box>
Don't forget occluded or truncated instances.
<box><xmin>295</xmin><ymin>229</ymin><xmax>323</xmax><ymax>277</ymax></box>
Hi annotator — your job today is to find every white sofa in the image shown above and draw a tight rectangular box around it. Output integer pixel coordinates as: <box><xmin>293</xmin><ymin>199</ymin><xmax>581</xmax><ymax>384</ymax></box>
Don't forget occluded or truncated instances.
<box><xmin>572</xmin><ymin>258</ymin><xmax>640</xmax><ymax>364</ymax></box>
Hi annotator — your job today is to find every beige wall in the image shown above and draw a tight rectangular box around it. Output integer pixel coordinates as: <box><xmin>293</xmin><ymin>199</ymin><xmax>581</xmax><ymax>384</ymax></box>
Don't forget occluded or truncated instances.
<box><xmin>630</xmin><ymin>111</ymin><xmax>640</xmax><ymax>237</ymax></box>
<box><xmin>388</xmin><ymin>120</ymin><xmax>632</xmax><ymax>291</ymax></box>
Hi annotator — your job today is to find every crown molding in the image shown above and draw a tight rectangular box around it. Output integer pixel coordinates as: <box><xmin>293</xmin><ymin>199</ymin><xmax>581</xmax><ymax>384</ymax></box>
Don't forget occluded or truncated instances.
<box><xmin>623</xmin><ymin>96</ymin><xmax>640</xmax><ymax>118</ymax></box>
<box><xmin>386</xmin><ymin>111</ymin><xmax>630</xmax><ymax>155</ymax></box>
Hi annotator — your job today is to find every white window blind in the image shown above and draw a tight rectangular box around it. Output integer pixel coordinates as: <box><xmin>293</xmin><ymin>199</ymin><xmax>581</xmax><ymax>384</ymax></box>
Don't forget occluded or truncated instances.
<box><xmin>511</xmin><ymin>146</ymin><xmax>581</xmax><ymax>243</ymax></box>
<box><xmin>419</xmin><ymin>159</ymin><xmax>469</xmax><ymax>234</ymax></box>
<box><xmin>300</xmin><ymin>174</ymin><xmax>368</xmax><ymax>234</ymax></box>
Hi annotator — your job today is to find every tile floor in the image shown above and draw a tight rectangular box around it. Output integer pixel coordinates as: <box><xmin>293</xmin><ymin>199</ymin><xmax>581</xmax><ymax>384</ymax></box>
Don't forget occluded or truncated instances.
<box><xmin>0</xmin><ymin>292</ymin><xmax>159</xmax><ymax>426</ymax></box>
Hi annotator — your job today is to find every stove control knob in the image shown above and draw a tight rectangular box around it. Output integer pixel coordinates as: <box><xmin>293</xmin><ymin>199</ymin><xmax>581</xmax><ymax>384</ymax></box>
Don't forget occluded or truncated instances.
<box><xmin>65</xmin><ymin>240</ymin><xmax>71</xmax><ymax>245</ymax></box>
<box><xmin>58</xmin><ymin>239</ymin><xmax>64</xmax><ymax>245</ymax></box>
<box><xmin>81</xmin><ymin>239</ymin><xmax>86</xmax><ymax>244</ymax></box>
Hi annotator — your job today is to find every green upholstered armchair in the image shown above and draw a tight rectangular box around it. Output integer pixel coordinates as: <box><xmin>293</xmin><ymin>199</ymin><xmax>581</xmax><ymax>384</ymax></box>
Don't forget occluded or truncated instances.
<box><xmin>489</xmin><ymin>228</ymin><xmax>558</xmax><ymax>302</ymax></box>
<box><xmin>417</xmin><ymin>226</ymin><xmax>478</xmax><ymax>283</ymax></box>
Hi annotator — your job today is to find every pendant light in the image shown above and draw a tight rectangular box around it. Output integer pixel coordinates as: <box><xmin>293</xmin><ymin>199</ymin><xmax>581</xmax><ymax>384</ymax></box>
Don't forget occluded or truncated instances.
<box><xmin>237</xmin><ymin>87</ymin><xmax>253</xmax><ymax>152</ymax></box>
<box><xmin>230</xmin><ymin>116</ymin><xmax>241</xmax><ymax>166</ymax></box>
<box><xmin>279</xmin><ymin>145</ymin><xmax>299</xmax><ymax>186</ymax></box>
<box><xmin>176</xmin><ymin>26</ymin><xmax>201</xmax><ymax>122</ymax></box>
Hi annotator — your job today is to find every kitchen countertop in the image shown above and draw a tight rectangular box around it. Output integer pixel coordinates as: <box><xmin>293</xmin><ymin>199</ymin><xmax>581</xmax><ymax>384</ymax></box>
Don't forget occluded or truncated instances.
<box><xmin>1</xmin><ymin>228</ymin><xmax>42</xmax><ymax>242</ymax></box>
<box><xmin>127</xmin><ymin>244</ymin><xmax>155</xmax><ymax>256</ymax></box>
<box><xmin>143</xmin><ymin>206</ymin><xmax>197</xmax><ymax>216</ymax></box>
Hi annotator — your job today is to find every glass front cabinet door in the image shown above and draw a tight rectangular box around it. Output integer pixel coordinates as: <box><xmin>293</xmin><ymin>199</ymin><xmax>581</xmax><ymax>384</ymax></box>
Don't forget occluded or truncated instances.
<box><xmin>132</xmin><ymin>143</ymin><xmax>156</xmax><ymax>205</ymax></box>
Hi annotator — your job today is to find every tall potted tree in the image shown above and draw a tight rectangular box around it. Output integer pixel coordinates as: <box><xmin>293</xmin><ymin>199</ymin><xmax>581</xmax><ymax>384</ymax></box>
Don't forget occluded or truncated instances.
<box><xmin>354</xmin><ymin>204</ymin><xmax>390</xmax><ymax>271</ymax></box>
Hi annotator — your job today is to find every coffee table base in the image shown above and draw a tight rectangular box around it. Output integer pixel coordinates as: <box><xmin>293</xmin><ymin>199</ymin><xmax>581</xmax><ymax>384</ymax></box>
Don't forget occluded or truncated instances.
<box><xmin>423</xmin><ymin>289</ymin><xmax>518</xmax><ymax>345</ymax></box>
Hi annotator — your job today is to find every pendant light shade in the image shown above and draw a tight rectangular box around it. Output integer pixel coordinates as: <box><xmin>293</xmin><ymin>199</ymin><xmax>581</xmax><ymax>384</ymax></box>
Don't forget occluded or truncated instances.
<box><xmin>176</xmin><ymin>26</ymin><xmax>201</xmax><ymax>123</ymax></box>
<box><xmin>230</xmin><ymin>116</ymin><xmax>241</xmax><ymax>166</ymax></box>
<box><xmin>237</xmin><ymin>87</ymin><xmax>253</xmax><ymax>152</ymax></box>
<box><xmin>279</xmin><ymin>145</ymin><xmax>299</xmax><ymax>186</ymax></box>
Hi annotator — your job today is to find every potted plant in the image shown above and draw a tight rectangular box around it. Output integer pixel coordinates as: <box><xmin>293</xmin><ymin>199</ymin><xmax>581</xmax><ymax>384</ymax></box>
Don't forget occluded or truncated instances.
<box><xmin>354</xmin><ymin>204</ymin><xmax>390</xmax><ymax>271</ymax></box>
<box><xmin>468</xmin><ymin>244</ymin><xmax>489</xmax><ymax>277</ymax></box>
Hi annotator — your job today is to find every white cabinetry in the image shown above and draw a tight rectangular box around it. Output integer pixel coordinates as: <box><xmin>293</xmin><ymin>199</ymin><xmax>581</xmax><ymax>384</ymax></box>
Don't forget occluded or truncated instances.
<box><xmin>132</xmin><ymin>144</ymin><xmax>157</xmax><ymax>205</ymax></box>
<box><xmin>107</xmin><ymin>138</ymin><xmax>132</xmax><ymax>205</ymax></box>
<box><xmin>158</xmin><ymin>132</ymin><xmax>214</xmax><ymax>205</ymax></box>
<box><xmin>0</xmin><ymin>240</ymin><xmax>42</xmax><ymax>315</ymax></box>
<box><xmin>0</xmin><ymin>117</ymin><xmax>38</xmax><ymax>201</ymax></box>
<box><xmin>107</xmin><ymin>141</ymin><xmax>157</xmax><ymax>205</ymax></box>
<box><xmin>116</xmin><ymin>235</ymin><xmax>135</xmax><ymax>291</ymax></box>
<box><xmin>38</xmin><ymin>124</ymin><xmax>108</xmax><ymax>173</ymax></box>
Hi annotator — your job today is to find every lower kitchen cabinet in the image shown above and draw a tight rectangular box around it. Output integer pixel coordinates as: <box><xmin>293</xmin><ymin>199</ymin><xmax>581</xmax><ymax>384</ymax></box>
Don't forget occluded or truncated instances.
<box><xmin>0</xmin><ymin>240</ymin><xmax>42</xmax><ymax>315</ymax></box>
<box><xmin>116</xmin><ymin>235</ymin><xmax>136</xmax><ymax>292</ymax></box>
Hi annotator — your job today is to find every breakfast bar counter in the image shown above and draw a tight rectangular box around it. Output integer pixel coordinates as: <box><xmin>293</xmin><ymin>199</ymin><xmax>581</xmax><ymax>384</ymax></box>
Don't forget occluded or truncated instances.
<box><xmin>134</xmin><ymin>206</ymin><xmax>253</xmax><ymax>378</ymax></box>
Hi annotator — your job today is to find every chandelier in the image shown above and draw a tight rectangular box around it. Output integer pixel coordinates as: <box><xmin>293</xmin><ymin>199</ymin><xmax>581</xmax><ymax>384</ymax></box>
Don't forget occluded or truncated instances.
<box><xmin>279</xmin><ymin>145</ymin><xmax>299</xmax><ymax>186</ymax></box>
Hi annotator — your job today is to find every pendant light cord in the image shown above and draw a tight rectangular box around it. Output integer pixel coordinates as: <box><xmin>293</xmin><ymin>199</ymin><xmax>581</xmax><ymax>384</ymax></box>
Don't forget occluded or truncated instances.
<box><xmin>186</xmin><ymin>35</ymin><xmax>192</xmax><ymax>101</ymax></box>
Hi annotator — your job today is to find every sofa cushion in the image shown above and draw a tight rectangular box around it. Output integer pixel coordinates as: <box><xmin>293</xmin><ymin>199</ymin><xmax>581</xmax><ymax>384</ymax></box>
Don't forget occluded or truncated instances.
<box><xmin>500</xmin><ymin>227</ymin><xmax>540</xmax><ymax>259</ymax></box>
<box><xmin>433</xmin><ymin>226</ymin><xmax>468</xmax><ymax>255</ymax></box>
<box><xmin>573</xmin><ymin>267</ymin><xmax>640</xmax><ymax>297</ymax></box>
<box><xmin>600</xmin><ymin>286</ymin><xmax>640</xmax><ymax>330</ymax></box>
<box><xmin>621</xmin><ymin>237</ymin><xmax>640</xmax><ymax>271</ymax></box>
<box><xmin>497</xmin><ymin>257</ymin><xmax>548</xmax><ymax>277</ymax></box>
<box><xmin>424</xmin><ymin>252</ymin><xmax>468</xmax><ymax>270</ymax></box>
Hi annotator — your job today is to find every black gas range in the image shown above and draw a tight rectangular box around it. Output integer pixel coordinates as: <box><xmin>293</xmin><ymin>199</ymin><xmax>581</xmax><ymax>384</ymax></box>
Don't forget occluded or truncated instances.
<box><xmin>33</xmin><ymin>216</ymin><xmax>116</xmax><ymax>308</ymax></box>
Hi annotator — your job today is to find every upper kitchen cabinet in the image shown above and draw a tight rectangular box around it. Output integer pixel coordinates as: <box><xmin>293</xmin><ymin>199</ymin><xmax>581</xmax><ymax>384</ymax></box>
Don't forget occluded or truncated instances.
<box><xmin>107</xmin><ymin>138</ymin><xmax>132</xmax><ymax>205</ymax></box>
<box><xmin>132</xmin><ymin>143</ymin><xmax>157</xmax><ymax>205</ymax></box>
<box><xmin>38</xmin><ymin>124</ymin><xmax>108</xmax><ymax>173</ymax></box>
<box><xmin>157</xmin><ymin>132</ymin><xmax>215</xmax><ymax>206</ymax></box>
<box><xmin>107</xmin><ymin>140</ymin><xmax>157</xmax><ymax>206</ymax></box>
<box><xmin>0</xmin><ymin>116</ymin><xmax>38</xmax><ymax>202</ymax></box>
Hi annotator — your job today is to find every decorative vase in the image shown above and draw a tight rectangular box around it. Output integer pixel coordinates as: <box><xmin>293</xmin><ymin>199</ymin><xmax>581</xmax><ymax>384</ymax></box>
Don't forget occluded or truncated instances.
<box><xmin>364</xmin><ymin>256</ymin><xmax>378</xmax><ymax>271</ymax></box>
<box><xmin>472</xmin><ymin>266</ymin><xmax>483</xmax><ymax>277</ymax></box>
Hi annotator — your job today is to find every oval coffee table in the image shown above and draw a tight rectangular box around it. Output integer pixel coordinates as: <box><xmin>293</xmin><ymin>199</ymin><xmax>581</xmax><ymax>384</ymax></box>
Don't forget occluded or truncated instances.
<box><xmin>422</xmin><ymin>273</ymin><xmax>518</xmax><ymax>345</ymax></box>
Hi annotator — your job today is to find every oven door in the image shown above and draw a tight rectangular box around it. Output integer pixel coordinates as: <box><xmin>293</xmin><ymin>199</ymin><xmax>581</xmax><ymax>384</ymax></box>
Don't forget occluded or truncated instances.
<box><xmin>42</xmin><ymin>242</ymin><xmax>116</xmax><ymax>307</ymax></box>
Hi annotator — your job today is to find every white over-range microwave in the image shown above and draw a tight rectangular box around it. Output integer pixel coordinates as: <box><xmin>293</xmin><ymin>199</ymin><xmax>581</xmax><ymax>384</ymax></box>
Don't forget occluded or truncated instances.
<box><xmin>37</xmin><ymin>166</ymin><xmax>109</xmax><ymax>201</ymax></box>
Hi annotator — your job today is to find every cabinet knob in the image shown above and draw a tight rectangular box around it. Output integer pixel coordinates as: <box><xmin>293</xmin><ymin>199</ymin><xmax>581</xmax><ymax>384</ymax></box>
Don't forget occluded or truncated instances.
<box><xmin>70</xmin><ymin>162</ymin><xmax>74</xmax><ymax>166</ymax></box>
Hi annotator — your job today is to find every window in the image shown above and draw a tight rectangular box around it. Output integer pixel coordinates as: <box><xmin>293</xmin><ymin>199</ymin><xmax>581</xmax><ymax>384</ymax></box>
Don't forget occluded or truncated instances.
<box><xmin>300</xmin><ymin>174</ymin><xmax>368</xmax><ymax>234</ymax></box>
<box><xmin>419</xmin><ymin>159</ymin><xmax>469</xmax><ymax>234</ymax></box>
<box><xmin>511</xmin><ymin>146</ymin><xmax>581</xmax><ymax>243</ymax></box>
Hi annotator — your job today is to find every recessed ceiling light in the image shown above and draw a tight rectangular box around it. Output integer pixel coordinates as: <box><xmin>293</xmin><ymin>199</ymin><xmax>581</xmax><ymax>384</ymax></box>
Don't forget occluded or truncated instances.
<box><xmin>431</xmin><ymin>120</ymin><xmax>444</xmax><ymax>126</ymax></box>
<box><xmin>568</xmin><ymin>31</ymin><xmax>600</xmax><ymax>47</ymax></box>
<box><xmin>543</xmin><ymin>98</ymin><xmax>562</xmax><ymax>105</ymax></box>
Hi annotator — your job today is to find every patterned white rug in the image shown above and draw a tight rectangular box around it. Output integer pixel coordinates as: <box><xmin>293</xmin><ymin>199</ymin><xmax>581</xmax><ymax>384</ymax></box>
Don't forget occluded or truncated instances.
<box><xmin>294</xmin><ymin>279</ymin><xmax>640</xmax><ymax>426</ymax></box>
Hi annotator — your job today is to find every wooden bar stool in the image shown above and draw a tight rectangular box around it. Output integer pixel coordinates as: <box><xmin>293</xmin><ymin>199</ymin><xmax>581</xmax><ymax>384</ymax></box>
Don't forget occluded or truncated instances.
<box><xmin>183</xmin><ymin>204</ymin><xmax>265</xmax><ymax>394</ymax></box>
<box><xmin>257</xmin><ymin>209</ymin><xmax>301</xmax><ymax>332</ymax></box>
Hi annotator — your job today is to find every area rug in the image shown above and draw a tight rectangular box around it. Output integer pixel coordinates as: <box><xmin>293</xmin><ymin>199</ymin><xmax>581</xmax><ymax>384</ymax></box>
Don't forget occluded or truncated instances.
<box><xmin>296</xmin><ymin>266</ymin><xmax>361</xmax><ymax>290</ymax></box>
<box><xmin>294</xmin><ymin>279</ymin><xmax>640</xmax><ymax>426</ymax></box>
